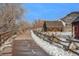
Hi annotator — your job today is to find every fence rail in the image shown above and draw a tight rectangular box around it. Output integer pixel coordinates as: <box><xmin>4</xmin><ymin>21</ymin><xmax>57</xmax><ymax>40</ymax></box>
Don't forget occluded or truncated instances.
<box><xmin>0</xmin><ymin>30</ymin><xmax>16</xmax><ymax>46</ymax></box>
<box><xmin>33</xmin><ymin>30</ymin><xmax>79</xmax><ymax>55</ymax></box>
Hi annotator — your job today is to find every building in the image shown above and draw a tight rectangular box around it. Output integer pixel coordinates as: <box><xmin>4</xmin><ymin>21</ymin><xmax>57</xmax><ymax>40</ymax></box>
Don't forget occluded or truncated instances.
<box><xmin>43</xmin><ymin>21</ymin><xmax>64</xmax><ymax>32</ymax></box>
<box><xmin>33</xmin><ymin>20</ymin><xmax>44</xmax><ymax>31</ymax></box>
<box><xmin>61</xmin><ymin>12</ymin><xmax>79</xmax><ymax>32</ymax></box>
<box><xmin>33</xmin><ymin>20</ymin><xmax>64</xmax><ymax>32</ymax></box>
<box><xmin>72</xmin><ymin>17</ymin><xmax>79</xmax><ymax>39</ymax></box>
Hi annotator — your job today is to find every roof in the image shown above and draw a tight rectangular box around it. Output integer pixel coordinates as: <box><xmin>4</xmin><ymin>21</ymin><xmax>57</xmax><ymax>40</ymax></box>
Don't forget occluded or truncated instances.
<box><xmin>64</xmin><ymin>11</ymin><xmax>79</xmax><ymax>18</ymax></box>
<box><xmin>61</xmin><ymin>11</ymin><xmax>79</xmax><ymax>23</ymax></box>
<box><xmin>45</xmin><ymin>21</ymin><xmax>63</xmax><ymax>28</ymax></box>
<box><xmin>34</xmin><ymin>20</ymin><xmax>44</xmax><ymax>28</ymax></box>
<box><xmin>68</xmin><ymin>11</ymin><xmax>79</xmax><ymax>15</ymax></box>
<box><xmin>72</xmin><ymin>17</ymin><xmax>79</xmax><ymax>23</ymax></box>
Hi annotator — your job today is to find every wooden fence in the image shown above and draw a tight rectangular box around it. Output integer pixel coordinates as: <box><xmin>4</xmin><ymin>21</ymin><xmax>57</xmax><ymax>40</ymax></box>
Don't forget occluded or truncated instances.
<box><xmin>0</xmin><ymin>30</ymin><xmax>16</xmax><ymax>46</ymax></box>
<box><xmin>33</xmin><ymin>30</ymin><xmax>79</xmax><ymax>55</ymax></box>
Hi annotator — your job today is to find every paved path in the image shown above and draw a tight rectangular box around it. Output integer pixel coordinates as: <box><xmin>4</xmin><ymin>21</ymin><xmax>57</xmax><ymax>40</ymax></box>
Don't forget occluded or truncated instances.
<box><xmin>12</xmin><ymin>30</ymin><xmax>49</xmax><ymax>56</ymax></box>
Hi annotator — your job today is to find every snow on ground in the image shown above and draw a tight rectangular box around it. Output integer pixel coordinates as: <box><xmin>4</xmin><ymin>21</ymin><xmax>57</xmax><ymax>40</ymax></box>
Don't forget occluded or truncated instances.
<box><xmin>1</xmin><ymin>35</ymin><xmax>16</xmax><ymax>50</ymax></box>
<box><xmin>42</xmin><ymin>32</ymin><xmax>72</xmax><ymax>42</ymax></box>
<box><xmin>31</xmin><ymin>30</ymin><xmax>77</xmax><ymax>56</ymax></box>
<box><xmin>42</xmin><ymin>32</ymin><xmax>72</xmax><ymax>36</ymax></box>
<box><xmin>0</xmin><ymin>35</ymin><xmax>17</xmax><ymax>56</ymax></box>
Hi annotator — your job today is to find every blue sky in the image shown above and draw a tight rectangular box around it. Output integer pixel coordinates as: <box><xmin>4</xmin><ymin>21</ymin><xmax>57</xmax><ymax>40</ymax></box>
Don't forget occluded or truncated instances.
<box><xmin>22</xmin><ymin>3</ymin><xmax>79</xmax><ymax>23</ymax></box>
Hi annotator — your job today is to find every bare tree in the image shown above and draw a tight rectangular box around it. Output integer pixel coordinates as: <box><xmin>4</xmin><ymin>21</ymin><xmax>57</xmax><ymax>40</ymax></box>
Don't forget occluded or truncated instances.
<box><xmin>0</xmin><ymin>3</ymin><xmax>24</xmax><ymax>32</ymax></box>
<box><xmin>17</xmin><ymin>19</ymin><xmax>31</xmax><ymax>34</ymax></box>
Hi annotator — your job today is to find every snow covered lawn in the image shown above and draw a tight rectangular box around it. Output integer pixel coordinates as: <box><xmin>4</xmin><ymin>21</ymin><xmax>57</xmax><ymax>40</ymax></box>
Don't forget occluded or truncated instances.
<box><xmin>31</xmin><ymin>30</ymin><xmax>77</xmax><ymax>56</ymax></box>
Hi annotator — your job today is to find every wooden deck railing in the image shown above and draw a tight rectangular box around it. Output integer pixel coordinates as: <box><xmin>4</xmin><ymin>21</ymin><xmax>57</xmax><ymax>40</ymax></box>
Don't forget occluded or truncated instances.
<box><xmin>0</xmin><ymin>30</ymin><xmax>16</xmax><ymax>46</ymax></box>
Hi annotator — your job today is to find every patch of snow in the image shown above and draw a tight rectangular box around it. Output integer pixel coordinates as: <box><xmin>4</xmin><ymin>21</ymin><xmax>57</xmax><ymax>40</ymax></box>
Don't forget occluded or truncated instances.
<box><xmin>60</xmin><ymin>41</ymin><xmax>69</xmax><ymax>46</ymax></box>
<box><xmin>58</xmin><ymin>37</ymin><xmax>67</xmax><ymax>42</ymax></box>
<box><xmin>52</xmin><ymin>32</ymin><xmax>72</xmax><ymax>36</ymax></box>
<box><xmin>31</xmin><ymin>30</ymin><xmax>77</xmax><ymax>56</ymax></box>
<box><xmin>0</xmin><ymin>35</ymin><xmax>16</xmax><ymax>52</ymax></box>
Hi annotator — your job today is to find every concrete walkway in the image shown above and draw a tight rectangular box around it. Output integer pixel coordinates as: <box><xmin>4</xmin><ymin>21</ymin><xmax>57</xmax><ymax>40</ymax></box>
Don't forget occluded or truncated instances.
<box><xmin>12</xmin><ymin>30</ymin><xmax>49</xmax><ymax>56</ymax></box>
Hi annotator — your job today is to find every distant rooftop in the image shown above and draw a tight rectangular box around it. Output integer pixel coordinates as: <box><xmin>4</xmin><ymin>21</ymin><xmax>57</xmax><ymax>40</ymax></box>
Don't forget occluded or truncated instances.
<box><xmin>67</xmin><ymin>11</ymin><xmax>79</xmax><ymax>16</ymax></box>
<box><xmin>73</xmin><ymin>16</ymin><xmax>79</xmax><ymax>23</ymax></box>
